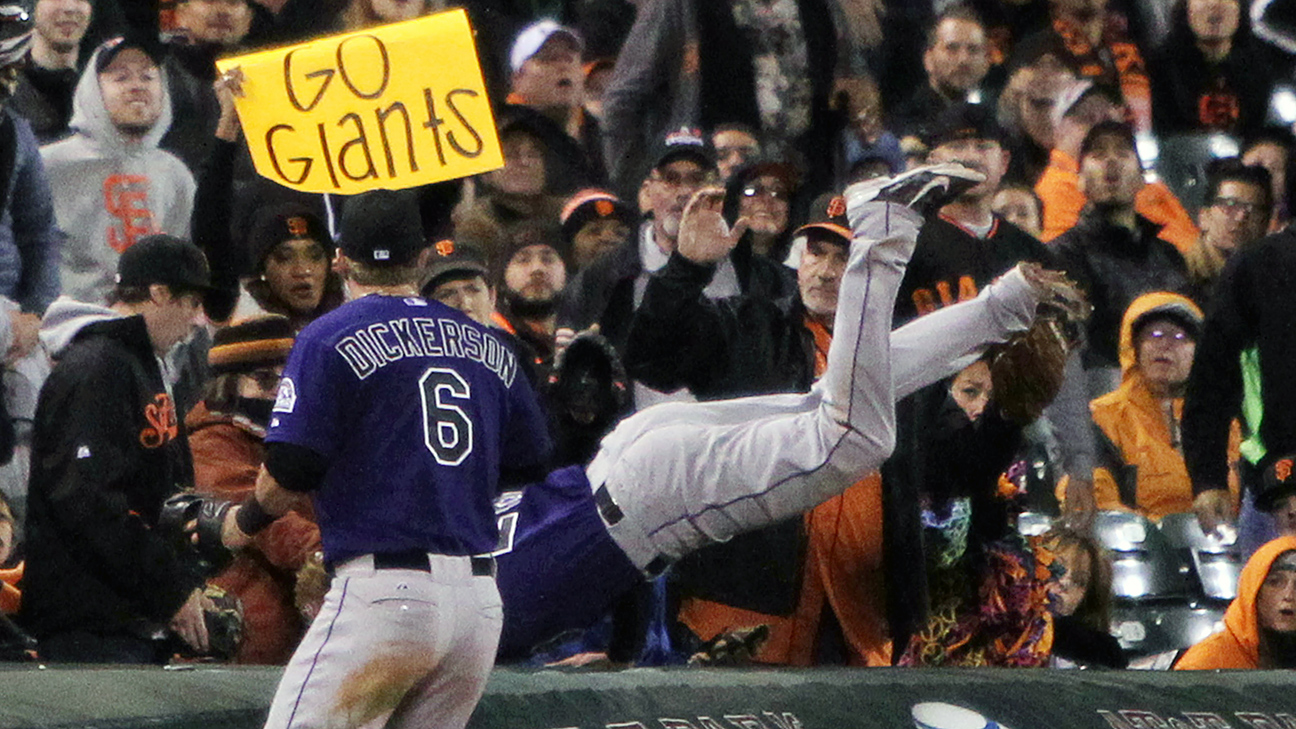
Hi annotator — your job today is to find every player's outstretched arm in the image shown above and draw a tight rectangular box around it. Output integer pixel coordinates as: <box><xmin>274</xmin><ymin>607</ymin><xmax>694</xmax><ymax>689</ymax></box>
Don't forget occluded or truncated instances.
<box><xmin>222</xmin><ymin>465</ymin><xmax>304</xmax><ymax>550</ymax></box>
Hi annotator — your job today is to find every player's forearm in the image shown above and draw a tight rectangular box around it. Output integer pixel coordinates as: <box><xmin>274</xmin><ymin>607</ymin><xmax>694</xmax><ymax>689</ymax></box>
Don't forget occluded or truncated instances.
<box><xmin>253</xmin><ymin>465</ymin><xmax>302</xmax><ymax>518</ymax></box>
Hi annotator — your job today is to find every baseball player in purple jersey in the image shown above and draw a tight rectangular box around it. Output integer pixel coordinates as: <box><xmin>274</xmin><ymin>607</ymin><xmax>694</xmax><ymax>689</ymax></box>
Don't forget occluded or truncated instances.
<box><xmin>218</xmin><ymin>191</ymin><xmax>550</xmax><ymax>729</ymax></box>
<box><xmin>490</xmin><ymin>164</ymin><xmax>1085</xmax><ymax>658</ymax></box>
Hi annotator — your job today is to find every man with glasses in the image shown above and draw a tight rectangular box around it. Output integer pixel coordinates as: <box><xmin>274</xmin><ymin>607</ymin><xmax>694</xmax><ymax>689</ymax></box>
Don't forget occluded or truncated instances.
<box><xmin>1184</xmin><ymin>164</ymin><xmax>1296</xmax><ymax>555</ymax></box>
<box><xmin>21</xmin><ymin>235</ymin><xmax>215</xmax><ymax>663</ymax></box>
<box><xmin>1187</xmin><ymin>160</ymin><xmax>1273</xmax><ymax>303</ymax></box>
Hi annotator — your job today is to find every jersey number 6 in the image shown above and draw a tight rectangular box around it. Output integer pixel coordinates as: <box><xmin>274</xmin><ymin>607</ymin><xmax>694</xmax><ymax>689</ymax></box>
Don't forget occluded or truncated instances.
<box><xmin>419</xmin><ymin>367</ymin><xmax>474</xmax><ymax>466</ymax></box>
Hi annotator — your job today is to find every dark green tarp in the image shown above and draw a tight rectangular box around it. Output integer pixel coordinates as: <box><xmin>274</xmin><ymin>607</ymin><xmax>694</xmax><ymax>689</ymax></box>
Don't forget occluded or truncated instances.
<box><xmin>0</xmin><ymin>665</ymin><xmax>1293</xmax><ymax>729</ymax></box>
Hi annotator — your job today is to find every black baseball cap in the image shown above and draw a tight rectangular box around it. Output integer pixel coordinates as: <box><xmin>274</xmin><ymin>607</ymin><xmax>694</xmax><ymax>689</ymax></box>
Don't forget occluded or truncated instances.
<box><xmin>650</xmin><ymin>127</ymin><xmax>717</xmax><ymax>171</ymax></box>
<box><xmin>1079</xmin><ymin>119</ymin><xmax>1139</xmax><ymax>163</ymax></box>
<box><xmin>338</xmin><ymin>189</ymin><xmax>427</xmax><ymax>267</ymax></box>
<box><xmin>559</xmin><ymin>189</ymin><xmax>635</xmax><ymax>244</ymax></box>
<box><xmin>793</xmin><ymin>192</ymin><xmax>851</xmax><ymax>244</ymax></box>
<box><xmin>421</xmin><ymin>240</ymin><xmax>489</xmax><ymax>297</ymax></box>
<box><xmin>95</xmin><ymin>32</ymin><xmax>166</xmax><ymax>73</ymax></box>
<box><xmin>923</xmin><ymin>102</ymin><xmax>1006</xmax><ymax>149</ymax></box>
<box><xmin>246</xmin><ymin>203</ymin><xmax>332</xmax><ymax>272</ymax></box>
<box><xmin>116</xmin><ymin>234</ymin><xmax>214</xmax><ymax>292</ymax></box>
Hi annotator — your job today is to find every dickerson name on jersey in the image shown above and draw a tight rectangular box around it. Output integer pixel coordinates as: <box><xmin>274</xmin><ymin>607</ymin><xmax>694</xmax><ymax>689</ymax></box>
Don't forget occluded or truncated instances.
<box><xmin>335</xmin><ymin>316</ymin><xmax>518</xmax><ymax>386</ymax></box>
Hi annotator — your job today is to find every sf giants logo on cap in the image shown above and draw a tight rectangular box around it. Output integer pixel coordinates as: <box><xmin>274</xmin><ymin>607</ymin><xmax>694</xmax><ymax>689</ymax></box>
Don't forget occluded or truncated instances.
<box><xmin>1277</xmin><ymin>459</ymin><xmax>1294</xmax><ymax>483</ymax></box>
<box><xmin>285</xmin><ymin>216</ymin><xmax>310</xmax><ymax>237</ymax></box>
<box><xmin>826</xmin><ymin>196</ymin><xmax>846</xmax><ymax>218</ymax></box>
<box><xmin>435</xmin><ymin>239</ymin><xmax>456</xmax><ymax>256</ymax></box>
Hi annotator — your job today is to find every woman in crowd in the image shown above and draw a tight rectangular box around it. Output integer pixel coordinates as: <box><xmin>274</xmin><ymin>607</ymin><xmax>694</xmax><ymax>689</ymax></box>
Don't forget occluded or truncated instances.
<box><xmin>229</xmin><ymin>205</ymin><xmax>345</xmax><ymax>331</ymax></box>
<box><xmin>1176</xmin><ymin>535</ymin><xmax>1296</xmax><ymax>669</ymax></box>
<box><xmin>1045</xmin><ymin>529</ymin><xmax>1126</xmax><ymax>668</ymax></box>
<box><xmin>722</xmin><ymin>160</ymin><xmax>801</xmax><ymax>264</ymax></box>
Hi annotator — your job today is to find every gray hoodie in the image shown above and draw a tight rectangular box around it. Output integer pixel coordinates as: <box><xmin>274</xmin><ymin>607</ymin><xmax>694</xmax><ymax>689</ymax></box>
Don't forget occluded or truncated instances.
<box><xmin>40</xmin><ymin>47</ymin><xmax>196</xmax><ymax>305</ymax></box>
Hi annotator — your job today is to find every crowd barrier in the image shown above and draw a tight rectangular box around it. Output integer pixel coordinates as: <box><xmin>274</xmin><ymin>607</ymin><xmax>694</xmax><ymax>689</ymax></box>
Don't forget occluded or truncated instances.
<box><xmin>0</xmin><ymin>664</ymin><xmax>1293</xmax><ymax>729</ymax></box>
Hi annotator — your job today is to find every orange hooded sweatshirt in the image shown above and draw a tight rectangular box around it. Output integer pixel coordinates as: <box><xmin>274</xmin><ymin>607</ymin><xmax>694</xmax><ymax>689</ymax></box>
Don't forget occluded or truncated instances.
<box><xmin>1176</xmin><ymin>535</ymin><xmax>1296</xmax><ymax>670</ymax></box>
<box><xmin>1090</xmin><ymin>293</ymin><xmax>1239</xmax><ymax>520</ymax></box>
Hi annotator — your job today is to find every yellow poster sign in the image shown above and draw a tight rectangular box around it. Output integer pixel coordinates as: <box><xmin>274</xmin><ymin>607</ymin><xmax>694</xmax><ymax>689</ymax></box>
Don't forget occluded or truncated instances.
<box><xmin>216</xmin><ymin>9</ymin><xmax>502</xmax><ymax>194</ymax></box>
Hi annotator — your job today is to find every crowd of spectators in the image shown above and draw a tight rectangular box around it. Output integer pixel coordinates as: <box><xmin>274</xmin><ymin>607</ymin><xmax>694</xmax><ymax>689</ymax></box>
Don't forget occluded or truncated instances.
<box><xmin>0</xmin><ymin>0</ymin><xmax>1293</xmax><ymax>676</ymax></box>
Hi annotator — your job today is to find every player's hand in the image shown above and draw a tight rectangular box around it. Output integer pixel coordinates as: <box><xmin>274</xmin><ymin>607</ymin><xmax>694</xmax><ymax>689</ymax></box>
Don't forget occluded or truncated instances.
<box><xmin>220</xmin><ymin>506</ymin><xmax>254</xmax><ymax>550</ymax></box>
<box><xmin>1063</xmin><ymin>476</ymin><xmax>1097</xmax><ymax>532</ymax></box>
<box><xmin>170</xmin><ymin>588</ymin><xmax>211</xmax><ymax>654</ymax></box>
<box><xmin>213</xmin><ymin>67</ymin><xmax>245</xmax><ymax>142</ymax></box>
<box><xmin>1193</xmin><ymin>489</ymin><xmax>1236</xmax><ymax>536</ymax></box>
<box><xmin>6</xmin><ymin>311</ymin><xmax>39</xmax><ymax>362</ymax></box>
<box><xmin>677</xmin><ymin>188</ymin><xmax>748</xmax><ymax>265</ymax></box>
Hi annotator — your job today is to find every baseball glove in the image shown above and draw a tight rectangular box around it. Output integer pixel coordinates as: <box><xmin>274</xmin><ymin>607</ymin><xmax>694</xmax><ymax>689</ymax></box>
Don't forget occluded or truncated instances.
<box><xmin>295</xmin><ymin>551</ymin><xmax>329</xmax><ymax>623</ymax></box>
<box><xmin>989</xmin><ymin>315</ymin><xmax>1075</xmax><ymax>425</ymax></box>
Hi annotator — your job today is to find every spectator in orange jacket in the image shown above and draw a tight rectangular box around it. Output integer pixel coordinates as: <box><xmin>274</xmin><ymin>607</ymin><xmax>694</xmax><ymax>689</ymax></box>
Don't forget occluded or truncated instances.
<box><xmin>1176</xmin><ymin>535</ymin><xmax>1296</xmax><ymax>669</ymax></box>
<box><xmin>1091</xmin><ymin>292</ymin><xmax>1239</xmax><ymax>521</ymax></box>
<box><xmin>1034</xmin><ymin>80</ymin><xmax>1198</xmax><ymax>250</ymax></box>
<box><xmin>188</xmin><ymin>315</ymin><xmax>322</xmax><ymax>665</ymax></box>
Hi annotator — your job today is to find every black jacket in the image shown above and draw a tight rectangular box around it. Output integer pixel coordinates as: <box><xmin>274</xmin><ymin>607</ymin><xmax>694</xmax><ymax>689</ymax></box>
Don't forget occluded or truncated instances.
<box><xmin>1052</xmin><ymin>210</ymin><xmax>1192</xmax><ymax>369</ymax></box>
<box><xmin>559</xmin><ymin>230</ymin><xmax>797</xmax><ymax>364</ymax></box>
<box><xmin>20</xmin><ymin>316</ymin><xmax>204</xmax><ymax>640</ymax></box>
<box><xmin>1184</xmin><ymin>229</ymin><xmax>1296</xmax><ymax>492</ymax></box>
<box><xmin>626</xmin><ymin>251</ymin><xmax>812</xmax><ymax>400</ymax></box>
<box><xmin>9</xmin><ymin>65</ymin><xmax>78</xmax><ymax>145</ymax></box>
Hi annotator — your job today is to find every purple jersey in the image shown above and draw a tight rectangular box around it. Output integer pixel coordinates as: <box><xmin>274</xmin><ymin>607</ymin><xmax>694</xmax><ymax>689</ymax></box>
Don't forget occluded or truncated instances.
<box><xmin>268</xmin><ymin>295</ymin><xmax>550</xmax><ymax>564</ymax></box>
<box><xmin>492</xmin><ymin>465</ymin><xmax>641</xmax><ymax>659</ymax></box>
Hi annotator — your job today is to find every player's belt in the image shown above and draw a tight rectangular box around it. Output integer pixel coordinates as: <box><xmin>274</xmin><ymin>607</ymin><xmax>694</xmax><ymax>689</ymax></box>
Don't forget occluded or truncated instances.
<box><xmin>370</xmin><ymin>550</ymin><xmax>497</xmax><ymax>577</ymax></box>
<box><xmin>593</xmin><ymin>485</ymin><xmax>672</xmax><ymax>578</ymax></box>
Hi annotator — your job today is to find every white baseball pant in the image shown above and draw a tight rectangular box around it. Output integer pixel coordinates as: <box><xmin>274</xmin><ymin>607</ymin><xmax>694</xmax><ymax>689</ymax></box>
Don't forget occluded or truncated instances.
<box><xmin>586</xmin><ymin>202</ymin><xmax>1038</xmax><ymax>572</ymax></box>
<box><xmin>262</xmin><ymin>554</ymin><xmax>501</xmax><ymax>729</ymax></box>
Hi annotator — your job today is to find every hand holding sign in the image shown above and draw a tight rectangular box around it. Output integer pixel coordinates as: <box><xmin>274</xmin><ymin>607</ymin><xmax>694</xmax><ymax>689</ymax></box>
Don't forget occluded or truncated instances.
<box><xmin>215</xmin><ymin>10</ymin><xmax>503</xmax><ymax>194</ymax></box>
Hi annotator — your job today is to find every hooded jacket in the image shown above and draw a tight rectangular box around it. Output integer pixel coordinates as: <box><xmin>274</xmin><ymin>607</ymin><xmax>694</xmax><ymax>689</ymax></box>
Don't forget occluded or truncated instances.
<box><xmin>1090</xmin><ymin>292</ymin><xmax>1238</xmax><ymax>520</ymax></box>
<box><xmin>1176</xmin><ymin>535</ymin><xmax>1296</xmax><ymax>669</ymax></box>
<box><xmin>19</xmin><ymin>301</ymin><xmax>203</xmax><ymax>641</ymax></box>
<box><xmin>186</xmin><ymin>402</ymin><xmax>321</xmax><ymax>665</ymax></box>
<box><xmin>40</xmin><ymin>47</ymin><xmax>196</xmax><ymax>305</ymax></box>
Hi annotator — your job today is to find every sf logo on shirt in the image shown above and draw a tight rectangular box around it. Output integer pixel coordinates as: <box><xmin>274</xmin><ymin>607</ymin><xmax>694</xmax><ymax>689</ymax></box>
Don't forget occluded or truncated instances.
<box><xmin>139</xmin><ymin>393</ymin><xmax>179</xmax><ymax>448</ymax></box>
<box><xmin>104</xmin><ymin>174</ymin><xmax>157</xmax><ymax>253</ymax></box>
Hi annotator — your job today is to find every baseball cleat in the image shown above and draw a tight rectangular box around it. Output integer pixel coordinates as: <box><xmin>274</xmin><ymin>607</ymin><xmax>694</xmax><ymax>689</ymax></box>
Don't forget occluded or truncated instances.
<box><xmin>843</xmin><ymin>163</ymin><xmax>986</xmax><ymax>227</ymax></box>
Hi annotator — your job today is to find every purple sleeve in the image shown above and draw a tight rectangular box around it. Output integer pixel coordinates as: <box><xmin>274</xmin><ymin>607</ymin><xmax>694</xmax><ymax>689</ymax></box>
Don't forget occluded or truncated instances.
<box><xmin>267</xmin><ymin>332</ymin><xmax>345</xmax><ymax>459</ymax></box>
